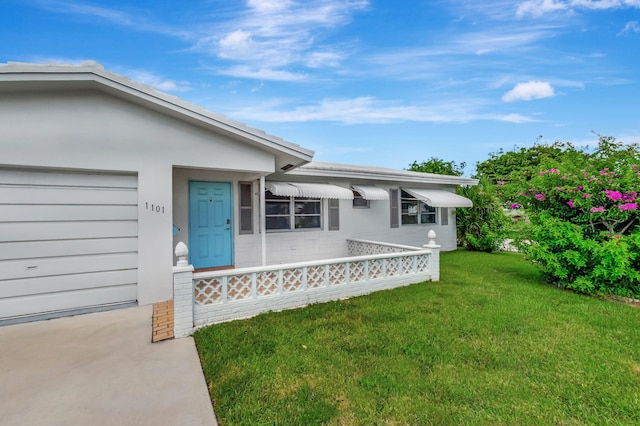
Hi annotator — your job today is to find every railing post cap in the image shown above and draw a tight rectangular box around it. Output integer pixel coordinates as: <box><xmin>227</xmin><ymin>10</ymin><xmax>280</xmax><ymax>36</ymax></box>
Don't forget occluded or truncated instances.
<box><xmin>427</xmin><ymin>230</ymin><xmax>437</xmax><ymax>239</ymax></box>
<box><xmin>175</xmin><ymin>242</ymin><xmax>189</xmax><ymax>267</ymax></box>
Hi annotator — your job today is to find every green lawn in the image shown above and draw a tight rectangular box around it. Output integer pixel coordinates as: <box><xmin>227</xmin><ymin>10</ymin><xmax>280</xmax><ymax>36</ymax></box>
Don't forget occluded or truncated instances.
<box><xmin>194</xmin><ymin>250</ymin><xmax>640</xmax><ymax>425</ymax></box>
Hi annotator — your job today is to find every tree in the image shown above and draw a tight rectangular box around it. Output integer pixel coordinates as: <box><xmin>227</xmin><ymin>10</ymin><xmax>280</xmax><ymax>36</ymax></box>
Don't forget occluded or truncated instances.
<box><xmin>408</xmin><ymin>157</ymin><xmax>466</xmax><ymax>176</ymax></box>
<box><xmin>475</xmin><ymin>141</ymin><xmax>580</xmax><ymax>183</ymax></box>
<box><xmin>455</xmin><ymin>177</ymin><xmax>510</xmax><ymax>252</ymax></box>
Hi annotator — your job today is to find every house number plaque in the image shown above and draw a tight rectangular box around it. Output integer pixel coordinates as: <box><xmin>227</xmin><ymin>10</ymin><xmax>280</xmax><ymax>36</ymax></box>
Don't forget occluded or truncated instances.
<box><xmin>145</xmin><ymin>202</ymin><xmax>165</xmax><ymax>214</ymax></box>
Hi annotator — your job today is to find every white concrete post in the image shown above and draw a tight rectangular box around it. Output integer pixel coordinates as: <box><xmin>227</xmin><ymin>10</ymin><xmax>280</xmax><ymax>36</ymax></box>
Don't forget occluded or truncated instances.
<box><xmin>173</xmin><ymin>242</ymin><xmax>194</xmax><ymax>338</ymax></box>
<box><xmin>424</xmin><ymin>230</ymin><xmax>441</xmax><ymax>281</ymax></box>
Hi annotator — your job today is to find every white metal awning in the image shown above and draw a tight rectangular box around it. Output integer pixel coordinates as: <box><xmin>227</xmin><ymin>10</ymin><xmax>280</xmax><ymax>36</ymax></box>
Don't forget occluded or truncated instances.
<box><xmin>403</xmin><ymin>188</ymin><xmax>473</xmax><ymax>207</ymax></box>
<box><xmin>266</xmin><ymin>182</ymin><xmax>354</xmax><ymax>199</ymax></box>
<box><xmin>351</xmin><ymin>185</ymin><xmax>389</xmax><ymax>200</ymax></box>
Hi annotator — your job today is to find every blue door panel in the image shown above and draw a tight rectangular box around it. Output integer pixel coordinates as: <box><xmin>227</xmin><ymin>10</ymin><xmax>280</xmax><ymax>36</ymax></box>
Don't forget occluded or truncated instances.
<box><xmin>189</xmin><ymin>181</ymin><xmax>233</xmax><ymax>269</ymax></box>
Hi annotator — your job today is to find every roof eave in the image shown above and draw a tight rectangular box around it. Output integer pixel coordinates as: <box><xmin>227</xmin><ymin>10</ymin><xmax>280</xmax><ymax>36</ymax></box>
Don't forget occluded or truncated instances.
<box><xmin>287</xmin><ymin>163</ymin><xmax>478</xmax><ymax>186</ymax></box>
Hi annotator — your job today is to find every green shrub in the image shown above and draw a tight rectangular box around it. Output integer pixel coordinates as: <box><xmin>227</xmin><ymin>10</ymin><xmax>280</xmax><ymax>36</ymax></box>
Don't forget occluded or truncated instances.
<box><xmin>512</xmin><ymin>136</ymin><xmax>640</xmax><ymax>296</ymax></box>
<box><xmin>455</xmin><ymin>177</ymin><xmax>509</xmax><ymax>252</ymax></box>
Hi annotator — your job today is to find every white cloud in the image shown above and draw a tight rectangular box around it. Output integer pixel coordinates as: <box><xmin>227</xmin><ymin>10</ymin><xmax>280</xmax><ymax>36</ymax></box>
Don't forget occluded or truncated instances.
<box><xmin>497</xmin><ymin>113</ymin><xmax>537</xmax><ymax>123</ymax></box>
<box><xmin>122</xmin><ymin>70</ymin><xmax>192</xmax><ymax>92</ymax></box>
<box><xmin>502</xmin><ymin>81</ymin><xmax>555</xmax><ymax>102</ymax></box>
<box><xmin>306</xmin><ymin>50</ymin><xmax>344</xmax><ymax>68</ymax></box>
<box><xmin>516</xmin><ymin>0</ymin><xmax>640</xmax><ymax>18</ymax></box>
<box><xmin>195</xmin><ymin>0</ymin><xmax>369</xmax><ymax>80</ymax></box>
<box><xmin>35</xmin><ymin>0</ymin><xmax>192</xmax><ymax>39</ymax></box>
<box><xmin>216</xmin><ymin>65</ymin><xmax>307</xmax><ymax>81</ymax></box>
<box><xmin>618</xmin><ymin>20</ymin><xmax>640</xmax><ymax>34</ymax></box>
<box><xmin>222</xmin><ymin>96</ymin><xmax>537</xmax><ymax>124</ymax></box>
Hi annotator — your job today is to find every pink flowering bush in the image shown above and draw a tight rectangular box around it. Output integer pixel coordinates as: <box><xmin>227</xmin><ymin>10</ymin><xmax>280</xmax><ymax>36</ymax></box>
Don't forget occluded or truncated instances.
<box><xmin>507</xmin><ymin>136</ymin><xmax>640</xmax><ymax>296</ymax></box>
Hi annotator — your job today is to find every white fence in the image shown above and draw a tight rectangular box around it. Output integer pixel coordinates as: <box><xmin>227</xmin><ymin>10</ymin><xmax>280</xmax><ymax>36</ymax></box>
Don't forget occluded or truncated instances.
<box><xmin>172</xmin><ymin>238</ymin><xmax>440</xmax><ymax>337</ymax></box>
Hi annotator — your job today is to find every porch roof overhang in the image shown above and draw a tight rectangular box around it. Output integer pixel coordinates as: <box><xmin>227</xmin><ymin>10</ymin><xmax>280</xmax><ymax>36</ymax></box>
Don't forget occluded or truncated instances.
<box><xmin>403</xmin><ymin>188</ymin><xmax>473</xmax><ymax>208</ymax></box>
<box><xmin>267</xmin><ymin>182</ymin><xmax>354</xmax><ymax>199</ymax></box>
<box><xmin>351</xmin><ymin>185</ymin><xmax>389</xmax><ymax>200</ymax></box>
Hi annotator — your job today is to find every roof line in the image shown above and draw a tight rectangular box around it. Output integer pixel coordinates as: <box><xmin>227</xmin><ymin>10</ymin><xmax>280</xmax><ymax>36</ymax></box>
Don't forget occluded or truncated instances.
<box><xmin>0</xmin><ymin>61</ymin><xmax>314</xmax><ymax>161</ymax></box>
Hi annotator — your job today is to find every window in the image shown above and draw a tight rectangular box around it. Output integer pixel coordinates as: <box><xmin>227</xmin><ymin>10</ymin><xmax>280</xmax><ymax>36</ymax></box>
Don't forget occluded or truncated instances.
<box><xmin>352</xmin><ymin>191</ymin><xmax>370</xmax><ymax>208</ymax></box>
<box><xmin>265</xmin><ymin>191</ymin><xmax>322</xmax><ymax>230</ymax></box>
<box><xmin>238</xmin><ymin>182</ymin><xmax>253</xmax><ymax>234</ymax></box>
<box><xmin>401</xmin><ymin>190</ymin><xmax>437</xmax><ymax>225</ymax></box>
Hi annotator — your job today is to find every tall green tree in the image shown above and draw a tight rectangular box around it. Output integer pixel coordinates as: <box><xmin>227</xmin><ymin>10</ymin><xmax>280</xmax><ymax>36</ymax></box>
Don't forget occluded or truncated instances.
<box><xmin>408</xmin><ymin>157</ymin><xmax>465</xmax><ymax>176</ymax></box>
<box><xmin>475</xmin><ymin>141</ymin><xmax>580</xmax><ymax>182</ymax></box>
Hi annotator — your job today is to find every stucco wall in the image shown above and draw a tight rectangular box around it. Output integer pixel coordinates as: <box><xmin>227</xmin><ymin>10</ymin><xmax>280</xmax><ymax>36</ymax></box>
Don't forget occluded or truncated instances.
<box><xmin>0</xmin><ymin>90</ymin><xmax>275</xmax><ymax>305</ymax></box>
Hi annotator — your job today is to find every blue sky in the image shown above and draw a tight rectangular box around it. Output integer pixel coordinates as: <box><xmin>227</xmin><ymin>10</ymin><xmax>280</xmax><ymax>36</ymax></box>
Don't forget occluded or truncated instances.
<box><xmin>2</xmin><ymin>0</ymin><xmax>640</xmax><ymax>174</ymax></box>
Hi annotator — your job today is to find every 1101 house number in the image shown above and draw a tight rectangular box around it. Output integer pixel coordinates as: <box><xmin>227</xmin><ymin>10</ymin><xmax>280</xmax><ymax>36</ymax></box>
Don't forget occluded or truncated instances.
<box><xmin>145</xmin><ymin>202</ymin><xmax>165</xmax><ymax>213</ymax></box>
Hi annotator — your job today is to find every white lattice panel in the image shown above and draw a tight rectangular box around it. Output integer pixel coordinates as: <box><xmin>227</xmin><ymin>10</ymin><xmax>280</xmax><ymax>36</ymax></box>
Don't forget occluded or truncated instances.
<box><xmin>348</xmin><ymin>241</ymin><xmax>405</xmax><ymax>256</ymax></box>
<box><xmin>386</xmin><ymin>258</ymin><xmax>400</xmax><ymax>276</ymax></box>
<box><xmin>417</xmin><ymin>255</ymin><xmax>430</xmax><ymax>272</ymax></box>
<box><xmin>257</xmin><ymin>271</ymin><xmax>278</xmax><ymax>296</ymax></box>
<box><xmin>402</xmin><ymin>257</ymin><xmax>414</xmax><ymax>274</ymax></box>
<box><xmin>306</xmin><ymin>265</ymin><xmax>325</xmax><ymax>288</ymax></box>
<box><xmin>369</xmin><ymin>259</ymin><xmax>383</xmax><ymax>279</ymax></box>
<box><xmin>227</xmin><ymin>274</ymin><xmax>252</xmax><ymax>300</ymax></box>
<box><xmin>194</xmin><ymin>278</ymin><xmax>223</xmax><ymax>305</ymax></box>
<box><xmin>329</xmin><ymin>263</ymin><xmax>347</xmax><ymax>285</ymax></box>
<box><xmin>349</xmin><ymin>261</ymin><xmax>366</xmax><ymax>282</ymax></box>
<box><xmin>282</xmin><ymin>269</ymin><xmax>303</xmax><ymax>292</ymax></box>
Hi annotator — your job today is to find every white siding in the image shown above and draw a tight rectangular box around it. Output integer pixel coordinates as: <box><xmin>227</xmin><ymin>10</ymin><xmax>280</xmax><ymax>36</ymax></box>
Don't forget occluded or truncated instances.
<box><xmin>0</xmin><ymin>169</ymin><xmax>138</xmax><ymax>321</ymax></box>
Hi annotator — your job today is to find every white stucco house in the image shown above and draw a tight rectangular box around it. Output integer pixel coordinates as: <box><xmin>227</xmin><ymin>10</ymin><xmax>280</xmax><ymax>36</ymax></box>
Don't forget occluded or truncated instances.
<box><xmin>0</xmin><ymin>61</ymin><xmax>477</xmax><ymax>326</ymax></box>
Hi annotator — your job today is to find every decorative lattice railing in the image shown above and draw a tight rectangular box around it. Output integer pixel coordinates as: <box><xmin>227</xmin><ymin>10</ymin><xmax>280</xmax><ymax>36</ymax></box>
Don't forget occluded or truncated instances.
<box><xmin>186</xmin><ymin>246</ymin><xmax>436</xmax><ymax>329</ymax></box>
<box><xmin>347</xmin><ymin>238</ymin><xmax>423</xmax><ymax>256</ymax></box>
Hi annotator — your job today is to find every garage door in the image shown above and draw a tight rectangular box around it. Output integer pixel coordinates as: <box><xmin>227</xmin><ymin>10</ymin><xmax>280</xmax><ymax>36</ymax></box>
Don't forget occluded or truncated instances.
<box><xmin>0</xmin><ymin>169</ymin><xmax>138</xmax><ymax>323</ymax></box>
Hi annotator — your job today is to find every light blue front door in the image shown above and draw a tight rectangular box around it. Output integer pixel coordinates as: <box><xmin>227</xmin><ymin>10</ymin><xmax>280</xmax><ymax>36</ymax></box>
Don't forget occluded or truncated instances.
<box><xmin>189</xmin><ymin>181</ymin><xmax>233</xmax><ymax>269</ymax></box>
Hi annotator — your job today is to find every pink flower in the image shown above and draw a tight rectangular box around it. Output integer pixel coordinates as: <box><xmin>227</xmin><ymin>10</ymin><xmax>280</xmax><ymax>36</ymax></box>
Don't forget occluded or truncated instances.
<box><xmin>590</xmin><ymin>206</ymin><xmax>605</xmax><ymax>213</ymax></box>
<box><xmin>497</xmin><ymin>181</ymin><xmax>505</xmax><ymax>186</ymax></box>
<box><xmin>623</xmin><ymin>191</ymin><xmax>637</xmax><ymax>202</ymax></box>
<box><xmin>510</xmin><ymin>203</ymin><xmax>521</xmax><ymax>209</ymax></box>
<box><xmin>582</xmin><ymin>193</ymin><xmax>592</xmax><ymax>199</ymax></box>
<box><xmin>567</xmin><ymin>199</ymin><xmax>575</xmax><ymax>208</ymax></box>
<box><xmin>534</xmin><ymin>193</ymin><xmax>545</xmax><ymax>201</ymax></box>
<box><xmin>604</xmin><ymin>190</ymin><xmax>623</xmax><ymax>201</ymax></box>
<box><xmin>618</xmin><ymin>203</ymin><xmax>638</xmax><ymax>211</ymax></box>
<box><xmin>576</xmin><ymin>185</ymin><xmax>583</xmax><ymax>190</ymax></box>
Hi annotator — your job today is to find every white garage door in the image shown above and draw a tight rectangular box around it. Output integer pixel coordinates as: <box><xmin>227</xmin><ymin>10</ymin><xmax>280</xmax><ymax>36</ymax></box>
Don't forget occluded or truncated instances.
<box><xmin>0</xmin><ymin>169</ymin><xmax>138</xmax><ymax>323</ymax></box>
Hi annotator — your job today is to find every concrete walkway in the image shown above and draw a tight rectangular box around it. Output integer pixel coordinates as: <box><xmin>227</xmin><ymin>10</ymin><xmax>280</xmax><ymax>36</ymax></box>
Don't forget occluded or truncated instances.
<box><xmin>0</xmin><ymin>306</ymin><xmax>217</xmax><ymax>426</ymax></box>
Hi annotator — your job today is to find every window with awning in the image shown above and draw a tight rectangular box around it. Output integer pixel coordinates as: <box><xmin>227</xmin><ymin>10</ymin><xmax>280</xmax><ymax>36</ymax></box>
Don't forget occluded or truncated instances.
<box><xmin>265</xmin><ymin>182</ymin><xmax>353</xmax><ymax>231</ymax></box>
<box><xmin>266</xmin><ymin>182</ymin><xmax>354</xmax><ymax>199</ymax></box>
<box><xmin>401</xmin><ymin>188</ymin><xmax>473</xmax><ymax>208</ymax></box>
<box><xmin>351</xmin><ymin>185</ymin><xmax>389</xmax><ymax>200</ymax></box>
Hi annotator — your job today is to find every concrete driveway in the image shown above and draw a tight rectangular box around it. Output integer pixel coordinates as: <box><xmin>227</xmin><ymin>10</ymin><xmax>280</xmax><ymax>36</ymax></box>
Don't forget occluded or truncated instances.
<box><xmin>0</xmin><ymin>306</ymin><xmax>217</xmax><ymax>426</ymax></box>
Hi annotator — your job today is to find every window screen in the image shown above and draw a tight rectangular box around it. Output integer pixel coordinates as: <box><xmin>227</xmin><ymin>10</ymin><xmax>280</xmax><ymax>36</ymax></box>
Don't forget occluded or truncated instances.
<box><xmin>390</xmin><ymin>188</ymin><xmax>399</xmax><ymax>228</ymax></box>
<box><xmin>328</xmin><ymin>199</ymin><xmax>340</xmax><ymax>230</ymax></box>
<box><xmin>239</xmin><ymin>182</ymin><xmax>253</xmax><ymax>234</ymax></box>
<box><xmin>441</xmin><ymin>207</ymin><xmax>449</xmax><ymax>226</ymax></box>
